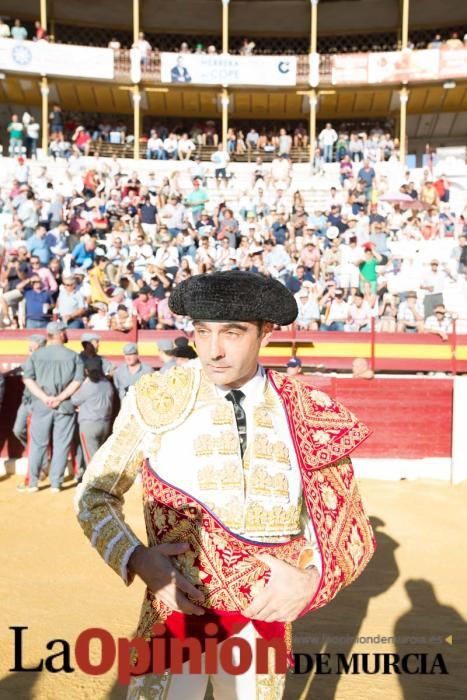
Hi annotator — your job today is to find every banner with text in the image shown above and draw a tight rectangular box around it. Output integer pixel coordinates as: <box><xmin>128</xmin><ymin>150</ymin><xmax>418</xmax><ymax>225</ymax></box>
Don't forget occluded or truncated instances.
<box><xmin>330</xmin><ymin>48</ymin><xmax>467</xmax><ymax>86</ymax></box>
<box><xmin>160</xmin><ymin>53</ymin><xmax>297</xmax><ymax>86</ymax></box>
<box><xmin>0</xmin><ymin>39</ymin><xmax>114</xmax><ymax>80</ymax></box>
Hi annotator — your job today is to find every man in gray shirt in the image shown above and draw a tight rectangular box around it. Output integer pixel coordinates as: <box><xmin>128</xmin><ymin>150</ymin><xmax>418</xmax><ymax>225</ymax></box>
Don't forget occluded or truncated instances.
<box><xmin>71</xmin><ymin>357</ymin><xmax>115</xmax><ymax>477</ymax></box>
<box><xmin>22</xmin><ymin>320</ymin><xmax>84</xmax><ymax>492</ymax></box>
<box><xmin>113</xmin><ymin>343</ymin><xmax>152</xmax><ymax>401</ymax></box>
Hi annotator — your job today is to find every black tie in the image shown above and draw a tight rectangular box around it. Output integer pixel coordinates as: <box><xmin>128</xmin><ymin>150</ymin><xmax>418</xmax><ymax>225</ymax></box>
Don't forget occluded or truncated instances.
<box><xmin>225</xmin><ymin>390</ymin><xmax>247</xmax><ymax>458</ymax></box>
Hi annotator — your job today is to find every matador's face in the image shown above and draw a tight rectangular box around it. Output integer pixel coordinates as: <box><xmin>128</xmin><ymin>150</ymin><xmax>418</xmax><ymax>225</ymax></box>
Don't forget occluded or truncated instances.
<box><xmin>193</xmin><ymin>320</ymin><xmax>273</xmax><ymax>389</ymax></box>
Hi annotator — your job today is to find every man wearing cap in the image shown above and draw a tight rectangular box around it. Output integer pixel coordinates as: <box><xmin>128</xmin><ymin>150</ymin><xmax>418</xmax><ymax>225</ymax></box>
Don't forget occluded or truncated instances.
<box><xmin>286</xmin><ymin>356</ymin><xmax>303</xmax><ymax>378</ymax></box>
<box><xmin>22</xmin><ymin>321</ymin><xmax>84</xmax><ymax>492</ymax></box>
<box><xmin>75</xmin><ymin>271</ymin><xmax>374</xmax><ymax>698</ymax></box>
<box><xmin>80</xmin><ymin>333</ymin><xmax>114</xmax><ymax>376</ymax></box>
<box><xmin>113</xmin><ymin>343</ymin><xmax>152</xmax><ymax>401</ymax></box>
<box><xmin>156</xmin><ymin>339</ymin><xmax>176</xmax><ymax>374</ymax></box>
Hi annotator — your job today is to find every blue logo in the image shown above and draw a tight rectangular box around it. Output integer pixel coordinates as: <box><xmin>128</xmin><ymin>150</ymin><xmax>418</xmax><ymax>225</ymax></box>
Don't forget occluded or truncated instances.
<box><xmin>278</xmin><ymin>61</ymin><xmax>290</xmax><ymax>74</ymax></box>
<box><xmin>12</xmin><ymin>43</ymin><xmax>32</xmax><ymax>67</ymax></box>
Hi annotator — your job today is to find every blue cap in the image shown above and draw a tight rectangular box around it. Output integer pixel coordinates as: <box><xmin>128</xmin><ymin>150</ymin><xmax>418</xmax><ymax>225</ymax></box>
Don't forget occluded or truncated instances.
<box><xmin>81</xmin><ymin>332</ymin><xmax>100</xmax><ymax>343</ymax></box>
<box><xmin>46</xmin><ymin>320</ymin><xmax>67</xmax><ymax>334</ymax></box>
<box><xmin>123</xmin><ymin>343</ymin><xmax>138</xmax><ymax>355</ymax></box>
<box><xmin>28</xmin><ymin>334</ymin><xmax>46</xmax><ymax>347</ymax></box>
<box><xmin>286</xmin><ymin>357</ymin><xmax>302</xmax><ymax>368</ymax></box>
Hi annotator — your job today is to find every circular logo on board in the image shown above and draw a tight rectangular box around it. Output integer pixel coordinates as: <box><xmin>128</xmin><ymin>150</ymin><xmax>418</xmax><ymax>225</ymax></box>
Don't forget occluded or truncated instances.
<box><xmin>12</xmin><ymin>43</ymin><xmax>32</xmax><ymax>67</ymax></box>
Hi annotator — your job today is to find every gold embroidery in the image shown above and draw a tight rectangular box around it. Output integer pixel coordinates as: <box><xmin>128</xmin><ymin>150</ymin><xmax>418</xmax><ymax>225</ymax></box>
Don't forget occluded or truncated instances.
<box><xmin>272</xmin><ymin>440</ymin><xmax>290</xmax><ymax>466</ymax></box>
<box><xmin>219</xmin><ymin>461</ymin><xmax>243</xmax><ymax>490</ymax></box>
<box><xmin>245</xmin><ymin>502</ymin><xmax>301</xmax><ymax>533</ymax></box>
<box><xmin>194</xmin><ymin>434</ymin><xmax>215</xmax><ymax>456</ymax></box>
<box><xmin>212</xmin><ymin>402</ymin><xmax>234</xmax><ymax>425</ymax></box>
<box><xmin>134</xmin><ymin>367</ymin><xmax>197</xmax><ymax>430</ymax></box>
<box><xmin>198</xmin><ymin>464</ymin><xmax>218</xmax><ymax>491</ymax></box>
<box><xmin>254</xmin><ymin>404</ymin><xmax>273</xmax><ymax>429</ymax></box>
<box><xmin>216</xmin><ymin>430</ymin><xmax>239</xmax><ymax>456</ymax></box>
<box><xmin>253</xmin><ymin>433</ymin><xmax>273</xmax><ymax>460</ymax></box>
<box><xmin>271</xmin><ymin>472</ymin><xmax>289</xmax><ymax>499</ymax></box>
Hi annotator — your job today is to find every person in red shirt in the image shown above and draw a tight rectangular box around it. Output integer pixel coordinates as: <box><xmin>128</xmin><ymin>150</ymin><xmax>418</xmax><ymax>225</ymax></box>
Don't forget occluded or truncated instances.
<box><xmin>133</xmin><ymin>286</ymin><xmax>158</xmax><ymax>329</ymax></box>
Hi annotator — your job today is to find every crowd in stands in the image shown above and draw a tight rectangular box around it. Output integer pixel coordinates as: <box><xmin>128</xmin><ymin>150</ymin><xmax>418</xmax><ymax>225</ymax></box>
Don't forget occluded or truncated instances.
<box><xmin>6</xmin><ymin>107</ymin><xmax>401</xmax><ymax>168</ymax></box>
<box><xmin>0</xmin><ymin>145</ymin><xmax>466</xmax><ymax>339</ymax></box>
<box><xmin>1</xmin><ymin>17</ymin><xmax>466</xmax><ymax>55</ymax></box>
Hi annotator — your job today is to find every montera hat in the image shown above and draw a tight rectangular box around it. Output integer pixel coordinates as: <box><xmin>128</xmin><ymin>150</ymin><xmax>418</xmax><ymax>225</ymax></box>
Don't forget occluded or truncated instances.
<box><xmin>169</xmin><ymin>271</ymin><xmax>298</xmax><ymax>325</ymax></box>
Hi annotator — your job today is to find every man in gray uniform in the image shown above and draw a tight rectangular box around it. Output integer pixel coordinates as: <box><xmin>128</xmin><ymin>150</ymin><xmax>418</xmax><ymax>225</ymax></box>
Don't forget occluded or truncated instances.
<box><xmin>22</xmin><ymin>320</ymin><xmax>84</xmax><ymax>492</ymax></box>
<box><xmin>13</xmin><ymin>334</ymin><xmax>47</xmax><ymax>448</ymax></box>
<box><xmin>71</xmin><ymin>356</ymin><xmax>115</xmax><ymax>477</ymax></box>
<box><xmin>79</xmin><ymin>332</ymin><xmax>114</xmax><ymax>376</ymax></box>
<box><xmin>113</xmin><ymin>343</ymin><xmax>152</xmax><ymax>401</ymax></box>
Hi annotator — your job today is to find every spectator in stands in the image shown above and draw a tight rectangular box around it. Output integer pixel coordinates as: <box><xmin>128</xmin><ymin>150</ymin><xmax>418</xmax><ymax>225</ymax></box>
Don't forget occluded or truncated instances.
<box><xmin>184</xmin><ymin>179</ymin><xmax>209</xmax><ymax>225</ymax></box>
<box><xmin>322</xmin><ymin>287</ymin><xmax>350</xmax><ymax>331</ymax></box>
<box><xmin>445</xmin><ymin>32</ymin><xmax>463</xmax><ymax>49</ymax></box>
<box><xmin>318</xmin><ymin>123</ymin><xmax>338</xmax><ymax>163</ymax></box>
<box><xmin>424</xmin><ymin>304</ymin><xmax>452</xmax><ymax>342</ymax></box>
<box><xmin>428</xmin><ymin>34</ymin><xmax>443</xmax><ymax>49</ymax></box>
<box><xmin>108</xmin><ymin>37</ymin><xmax>121</xmax><ymax>51</ymax></box>
<box><xmin>177</xmin><ymin>133</ymin><xmax>196</xmax><ymax>160</ymax></box>
<box><xmin>11</xmin><ymin>19</ymin><xmax>28</xmax><ymax>40</ymax></box>
<box><xmin>211</xmin><ymin>144</ymin><xmax>230</xmax><ymax>187</ymax></box>
<box><xmin>358</xmin><ymin>242</ymin><xmax>382</xmax><ymax>293</ymax></box>
<box><xmin>346</xmin><ymin>290</ymin><xmax>372</xmax><ymax>332</ymax></box>
<box><xmin>133</xmin><ymin>286</ymin><xmax>158</xmax><ymax>329</ymax></box>
<box><xmin>34</xmin><ymin>20</ymin><xmax>47</xmax><ymax>41</ymax></box>
<box><xmin>293</xmin><ymin>123</ymin><xmax>308</xmax><ymax>150</ymax></box>
<box><xmin>357</xmin><ymin>160</ymin><xmax>376</xmax><ymax>199</ymax></box>
<box><xmin>110</xmin><ymin>304</ymin><xmax>133</xmax><ymax>332</ymax></box>
<box><xmin>295</xmin><ymin>284</ymin><xmax>320</xmax><ymax>330</ymax></box>
<box><xmin>0</xmin><ymin>19</ymin><xmax>10</xmax><ymax>37</ymax></box>
<box><xmin>7</xmin><ymin>115</ymin><xmax>24</xmax><ymax>157</ymax></box>
<box><xmin>133</xmin><ymin>32</ymin><xmax>152</xmax><ymax>66</ymax></box>
<box><xmin>278</xmin><ymin>128</ymin><xmax>292</xmax><ymax>156</ymax></box>
<box><xmin>24</xmin><ymin>277</ymin><xmax>53</xmax><ymax>329</ymax></box>
<box><xmin>72</xmin><ymin>126</ymin><xmax>92</xmax><ymax>156</ymax></box>
<box><xmin>420</xmin><ymin>179</ymin><xmax>439</xmax><ymax>207</ymax></box>
<box><xmin>49</xmin><ymin>105</ymin><xmax>63</xmax><ymax>141</ymax></box>
<box><xmin>27</xmin><ymin>225</ymin><xmax>52</xmax><ymax>266</ymax></box>
<box><xmin>146</xmin><ymin>130</ymin><xmax>166</xmax><ymax>160</ymax></box>
<box><xmin>397</xmin><ymin>291</ymin><xmax>424</xmax><ymax>333</ymax></box>
<box><xmin>56</xmin><ymin>275</ymin><xmax>87</xmax><ymax>329</ymax></box>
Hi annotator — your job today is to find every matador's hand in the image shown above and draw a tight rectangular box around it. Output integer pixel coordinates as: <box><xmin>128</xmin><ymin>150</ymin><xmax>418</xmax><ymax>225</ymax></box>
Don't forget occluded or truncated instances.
<box><xmin>128</xmin><ymin>543</ymin><xmax>205</xmax><ymax>615</ymax></box>
<box><xmin>243</xmin><ymin>553</ymin><xmax>320</xmax><ymax>623</ymax></box>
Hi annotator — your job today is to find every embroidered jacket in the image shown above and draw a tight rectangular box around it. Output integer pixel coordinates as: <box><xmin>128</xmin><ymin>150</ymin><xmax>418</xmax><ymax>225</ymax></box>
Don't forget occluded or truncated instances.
<box><xmin>75</xmin><ymin>366</ymin><xmax>375</xmax><ymax>637</ymax></box>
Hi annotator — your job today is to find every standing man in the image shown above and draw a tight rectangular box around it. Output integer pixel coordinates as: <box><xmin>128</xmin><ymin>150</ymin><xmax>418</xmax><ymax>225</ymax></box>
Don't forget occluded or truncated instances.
<box><xmin>75</xmin><ymin>271</ymin><xmax>375</xmax><ymax>698</ymax></box>
<box><xmin>113</xmin><ymin>343</ymin><xmax>152</xmax><ymax>401</ymax></box>
<box><xmin>22</xmin><ymin>321</ymin><xmax>84</xmax><ymax>492</ymax></box>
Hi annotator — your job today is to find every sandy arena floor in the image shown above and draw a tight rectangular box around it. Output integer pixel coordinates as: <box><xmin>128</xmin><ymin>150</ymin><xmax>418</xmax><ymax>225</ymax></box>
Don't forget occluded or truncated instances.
<box><xmin>0</xmin><ymin>474</ymin><xmax>465</xmax><ymax>700</ymax></box>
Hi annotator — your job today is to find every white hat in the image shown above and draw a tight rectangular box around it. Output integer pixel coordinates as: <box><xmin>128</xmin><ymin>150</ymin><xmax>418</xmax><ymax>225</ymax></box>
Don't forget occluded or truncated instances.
<box><xmin>326</xmin><ymin>226</ymin><xmax>340</xmax><ymax>240</ymax></box>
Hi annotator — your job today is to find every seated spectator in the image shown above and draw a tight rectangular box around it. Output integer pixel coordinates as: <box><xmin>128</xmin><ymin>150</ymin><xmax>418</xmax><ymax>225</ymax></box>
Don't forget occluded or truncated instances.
<box><xmin>177</xmin><ymin>133</ymin><xmax>196</xmax><ymax>161</ymax></box>
<box><xmin>157</xmin><ymin>292</ymin><xmax>177</xmax><ymax>330</ymax></box>
<box><xmin>322</xmin><ymin>287</ymin><xmax>349</xmax><ymax>331</ymax></box>
<box><xmin>88</xmin><ymin>302</ymin><xmax>111</xmax><ymax>331</ymax></box>
<box><xmin>24</xmin><ymin>277</ymin><xmax>53</xmax><ymax>329</ymax></box>
<box><xmin>397</xmin><ymin>291</ymin><xmax>424</xmax><ymax>333</ymax></box>
<box><xmin>346</xmin><ymin>290</ymin><xmax>372</xmax><ymax>332</ymax></box>
<box><xmin>56</xmin><ymin>275</ymin><xmax>87</xmax><ymax>329</ymax></box>
<box><xmin>146</xmin><ymin>131</ymin><xmax>166</xmax><ymax>160</ymax></box>
<box><xmin>110</xmin><ymin>304</ymin><xmax>134</xmax><ymax>332</ymax></box>
<box><xmin>294</xmin><ymin>284</ymin><xmax>320</xmax><ymax>331</ymax></box>
<box><xmin>424</xmin><ymin>304</ymin><xmax>453</xmax><ymax>342</ymax></box>
<box><xmin>133</xmin><ymin>285</ymin><xmax>158</xmax><ymax>329</ymax></box>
